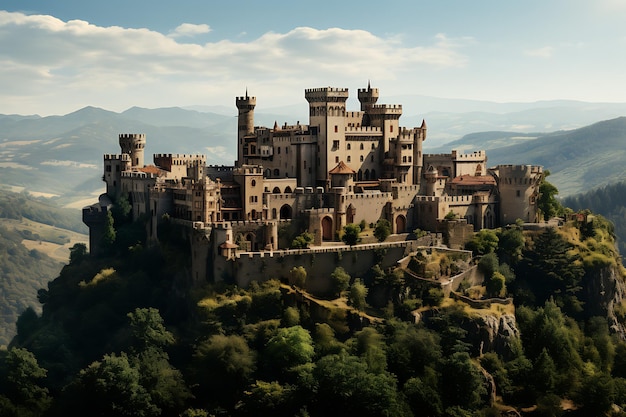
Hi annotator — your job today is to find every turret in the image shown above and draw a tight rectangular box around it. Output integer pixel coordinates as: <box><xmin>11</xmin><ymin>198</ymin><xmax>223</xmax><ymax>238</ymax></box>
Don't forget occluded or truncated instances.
<box><xmin>236</xmin><ymin>91</ymin><xmax>257</xmax><ymax>165</ymax></box>
<box><xmin>119</xmin><ymin>133</ymin><xmax>145</xmax><ymax>168</ymax></box>
<box><xmin>357</xmin><ymin>81</ymin><xmax>379</xmax><ymax>124</ymax></box>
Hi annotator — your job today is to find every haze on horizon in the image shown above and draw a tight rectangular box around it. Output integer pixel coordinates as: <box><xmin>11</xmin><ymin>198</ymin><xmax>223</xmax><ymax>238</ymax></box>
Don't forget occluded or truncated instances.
<box><xmin>2</xmin><ymin>0</ymin><xmax>626</xmax><ymax>116</ymax></box>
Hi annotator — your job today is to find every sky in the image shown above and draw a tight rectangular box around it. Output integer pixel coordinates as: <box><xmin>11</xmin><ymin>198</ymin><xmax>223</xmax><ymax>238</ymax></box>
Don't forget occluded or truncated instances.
<box><xmin>2</xmin><ymin>0</ymin><xmax>626</xmax><ymax>116</ymax></box>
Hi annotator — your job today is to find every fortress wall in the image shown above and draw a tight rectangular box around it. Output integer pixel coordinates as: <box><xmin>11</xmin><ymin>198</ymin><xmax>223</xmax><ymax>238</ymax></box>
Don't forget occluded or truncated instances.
<box><xmin>344</xmin><ymin>193</ymin><xmax>391</xmax><ymax>224</ymax></box>
<box><xmin>216</xmin><ymin>242</ymin><xmax>418</xmax><ymax>292</ymax></box>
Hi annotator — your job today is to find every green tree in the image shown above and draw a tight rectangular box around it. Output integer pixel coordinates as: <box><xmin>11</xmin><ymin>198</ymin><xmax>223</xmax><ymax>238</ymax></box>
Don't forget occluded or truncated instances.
<box><xmin>127</xmin><ymin>307</ymin><xmax>175</xmax><ymax>351</ymax></box>
<box><xmin>440</xmin><ymin>351</ymin><xmax>487</xmax><ymax>410</ymax></box>
<box><xmin>291</xmin><ymin>232</ymin><xmax>313</xmax><ymax>249</ymax></box>
<box><xmin>465</xmin><ymin>229</ymin><xmax>499</xmax><ymax>256</ymax></box>
<box><xmin>497</xmin><ymin>226</ymin><xmax>525</xmax><ymax>265</ymax></box>
<box><xmin>342</xmin><ymin>223</ymin><xmax>361</xmax><ymax>246</ymax></box>
<box><xmin>516</xmin><ymin>228</ymin><xmax>584</xmax><ymax>313</ymax></box>
<box><xmin>101</xmin><ymin>210</ymin><xmax>116</xmax><ymax>250</ymax></box>
<box><xmin>330</xmin><ymin>266</ymin><xmax>350</xmax><ymax>298</ymax></box>
<box><xmin>486</xmin><ymin>271</ymin><xmax>506</xmax><ymax>298</ymax></box>
<box><xmin>64</xmin><ymin>352</ymin><xmax>159</xmax><ymax>417</ymax></box>
<box><xmin>69</xmin><ymin>242</ymin><xmax>88</xmax><ymax>265</ymax></box>
<box><xmin>192</xmin><ymin>334</ymin><xmax>256</xmax><ymax>407</ymax></box>
<box><xmin>348</xmin><ymin>279</ymin><xmax>368</xmax><ymax>311</ymax></box>
<box><xmin>264</xmin><ymin>326</ymin><xmax>314</xmax><ymax>375</ymax></box>
<box><xmin>0</xmin><ymin>348</ymin><xmax>50</xmax><ymax>416</ymax></box>
<box><xmin>290</xmin><ymin>266</ymin><xmax>307</xmax><ymax>288</ymax></box>
<box><xmin>313</xmin><ymin>352</ymin><xmax>409</xmax><ymax>416</ymax></box>
<box><xmin>538</xmin><ymin>170</ymin><xmax>563</xmax><ymax>221</ymax></box>
<box><xmin>373</xmin><ymin>219</ymin><xmax>391</xmax><ymax>242</ymax></box>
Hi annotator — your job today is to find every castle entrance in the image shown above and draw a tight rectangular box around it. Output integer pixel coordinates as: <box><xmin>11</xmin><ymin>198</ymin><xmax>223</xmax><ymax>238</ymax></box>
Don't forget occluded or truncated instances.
<box><xmin>395</xmin><ymin>215</ymin><xmax>406</xmax><ymax>233</ymax></box>
<box><xmin>280</xmin><ymin>204</ymin><xmax>292</xmax><ymax>219</ymax></box>
<box><xmin>321</xmin><ymin>216</ymin><xmax>333</xmax><ymax>240</ymax></box>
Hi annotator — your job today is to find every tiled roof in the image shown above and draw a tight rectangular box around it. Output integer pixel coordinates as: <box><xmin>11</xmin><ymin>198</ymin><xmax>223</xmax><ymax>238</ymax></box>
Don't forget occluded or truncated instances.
<box><xmin>449</xmin><ymin>175</ymin><xmax>496</xmax><ymax>186</ymax></box>
<box><xmin>329</xmin><ymin>161</ymin><xmax>356</xmax><ymax>175</ymax></box>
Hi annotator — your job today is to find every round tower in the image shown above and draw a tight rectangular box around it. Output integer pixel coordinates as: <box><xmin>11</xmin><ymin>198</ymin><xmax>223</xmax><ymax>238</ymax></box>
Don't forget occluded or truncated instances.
<box><xmin>119</xmin><ymin>133</ymin><xmax>145</xmax><ymax>168</ymax></box>
<box><xmin>236</xmin><ymin>91</ymin><xmax>256</xmax><ymax>165</ymax></box>
<box><xmin>494</xmin><ymin>164</ymin><xmax>543</xmax><ymax>225</ymax></box>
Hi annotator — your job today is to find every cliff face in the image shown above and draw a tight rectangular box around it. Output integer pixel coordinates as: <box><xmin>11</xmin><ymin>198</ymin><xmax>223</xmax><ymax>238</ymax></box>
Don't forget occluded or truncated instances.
<box><xmin>583</xmin><ymin>264</ymin><xmax>626</xmax><ymax>339</ymax></box>
<box><xmin>456</xmin><ymin>314</ymin><xmax>521</xmax><ymax>359</ymax></box>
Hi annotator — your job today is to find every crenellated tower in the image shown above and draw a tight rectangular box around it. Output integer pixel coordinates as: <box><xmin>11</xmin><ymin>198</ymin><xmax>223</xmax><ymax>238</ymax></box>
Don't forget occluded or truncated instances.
<box><xmin>305</xmin><ymin>87</ymin><xmax>349</xmax><ymax>187</ymax></box>
<box><xmin>357</xmin><ymin>82</ymin><xmax>379</xmax><ymax>126</ymax></box>
<box><xmin>119</xmin><ymin>133</ymin><xmax>145</xmax><ymax>168</ymax></box>
<box><xmin>236</xmin><ymin>91</ymin><xmax>257</xmax><ymax>166</ymax></box>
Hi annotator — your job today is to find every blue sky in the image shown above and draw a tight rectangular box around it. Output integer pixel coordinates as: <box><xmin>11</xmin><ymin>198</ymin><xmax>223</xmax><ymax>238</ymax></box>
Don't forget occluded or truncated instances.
<box><xmin>2</xmin><ymin>0</ymin><xmax>626</xmax><ymax>115</ymax></box>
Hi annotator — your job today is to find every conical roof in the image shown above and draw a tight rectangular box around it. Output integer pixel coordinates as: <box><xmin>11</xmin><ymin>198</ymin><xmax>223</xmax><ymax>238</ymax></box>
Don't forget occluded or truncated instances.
<box><xmin>329</xmin><ymin>161</ymin><xmax>356</xmax><ymax>175</ymax></box>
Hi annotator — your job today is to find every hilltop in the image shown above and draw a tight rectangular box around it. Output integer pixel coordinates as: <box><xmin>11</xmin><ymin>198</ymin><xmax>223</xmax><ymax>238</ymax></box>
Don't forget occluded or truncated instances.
<box><xmin>3</xmin><ymin>205</ymin><xmax>626</xmax><ymax>415</ymax></box>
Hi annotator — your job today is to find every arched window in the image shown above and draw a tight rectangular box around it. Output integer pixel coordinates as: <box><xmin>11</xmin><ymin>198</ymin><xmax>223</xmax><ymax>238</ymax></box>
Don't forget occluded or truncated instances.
<box><xmin>251</xmin><ymin>179</ymin><xmax>256</xmax><ymax>187</ymax></box>
<box><xmin>360</xmin><ymin>155</ymin><xmax>364</xmax><ymax>162</ymax></box>
<box><xmin>273</xmin><ymin>187</ymin><xmax>281</xmax><ymax>194</ymax></box>
<box><xmin>347</xmin><ymin>156</ymin><xmax>351</xmax><ymax>162</ymax></box>
<box><xmin>284</xmin><ymin>186</ymin><xmax>292</xmax><ymax>193</ymax></box>
<box><xmin>347</xmin><ymin>143</ymin><xmax>351</xmax><ymax>150</ymax></box>
<box><xmin>360</xmin><ymin>143</ymin><xmax>364</xmax><ymax>150</ymax></box>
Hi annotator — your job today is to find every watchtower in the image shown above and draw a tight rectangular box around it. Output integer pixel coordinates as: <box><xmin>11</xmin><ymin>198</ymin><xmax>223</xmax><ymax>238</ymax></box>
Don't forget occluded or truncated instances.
<box><xmin>236</xmin><ymin>91</ymin><xmax>257</xmax><ymax>165</ymax></box>
<box><xmin>357</xmin><ymin>82</ymin><xmax>379</xmax><ymax>126</ymax></box>
<box><xmin>119</xmin><ymin>133</ymin><xmax>145</xmax><ymax>168</ymax></box>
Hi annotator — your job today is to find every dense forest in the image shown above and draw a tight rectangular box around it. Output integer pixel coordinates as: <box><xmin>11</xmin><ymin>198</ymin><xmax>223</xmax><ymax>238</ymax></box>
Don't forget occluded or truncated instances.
<box><xmin>2</xmin><ymin>195</ymin><xmax>626</xmax><ymax>416</ymax></box>
<box><xmin>564</xmin><ymin>181</ymin><xmax>626</xmax><ymax>259</ymax></box>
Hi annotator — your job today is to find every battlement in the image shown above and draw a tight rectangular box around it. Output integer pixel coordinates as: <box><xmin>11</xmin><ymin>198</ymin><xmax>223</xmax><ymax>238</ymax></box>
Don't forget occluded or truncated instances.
<box><xmin>121</xmin><ymin>171</ymin><xmax>158</xmax><ymax>179</ymax></box>
<box><xmin>369</xmin><ymin>104</ymin><xmax>402</xmax><ymax>115</ymax></box>
<box><xmin>452</xmin><ymin>150</ymin><xmax>486</xmax><ymax>160</ymax></box>
<box><xmin>236</xmin><ymin>96</ymin><xmax>257</xmax><ymax>107</ymax></box>
<box><xmin>495</xmin><ymin>164</ymin><xmax>543</xmax><ymax>175</ymax></box>
<box><xmin>119</xmin><ymin>133</ymin><xmax>146</xmax><ymax>140</ymax></box>
<box><xmin>305</xmin><ymin>87</ymin><xmax>349</xmax><ymax>102</ymax></box>
<box><xmin>104</xmin><ymin>154</ymin><xmax>123</xmax><ymax>160</ymax></box>
<box><xmin>153</xmin><ymin>154</ymin><xmax>206</xmax><ymax>167</ymax></box>
<box><xmin>358</xmin><ymin>87</ymin><xmax>380</xmax><ymax>94</ymax></box>
<box><xmin>442</xmin><ymin>195</ymin><xmax>474</xmax><ymax>203</ymax></box>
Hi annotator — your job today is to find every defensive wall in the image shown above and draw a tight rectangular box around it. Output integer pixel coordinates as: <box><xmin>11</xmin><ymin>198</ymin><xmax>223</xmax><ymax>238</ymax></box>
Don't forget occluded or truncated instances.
<box><xmin>213</xmin><ymin>240</ymin><xmax>427</xmax><ymax>293</ymax></box>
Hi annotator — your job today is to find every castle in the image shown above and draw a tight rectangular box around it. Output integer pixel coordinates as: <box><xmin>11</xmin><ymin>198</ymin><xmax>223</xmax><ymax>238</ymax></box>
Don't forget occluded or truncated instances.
<box><xmin>83</xmin><ymin>84</ymin><xmax>543</xmax><ymax>286</ymax></box>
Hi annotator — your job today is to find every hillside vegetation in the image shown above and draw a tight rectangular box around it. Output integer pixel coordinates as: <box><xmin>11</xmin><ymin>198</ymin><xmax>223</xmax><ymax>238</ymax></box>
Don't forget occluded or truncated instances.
<box><xmin>564</xmin><ymin>181</ymin><xmax>626</xmax><ymax>258</ymax></box>
<box><xmin>3</xmin><ymin>207</ymin><xmax>626</xmax><ymax>416</ymax></box>
<box><xmin>0</xmin><ymin>190</ymin><xmax>88</xmax><ymax>347</ymax></box>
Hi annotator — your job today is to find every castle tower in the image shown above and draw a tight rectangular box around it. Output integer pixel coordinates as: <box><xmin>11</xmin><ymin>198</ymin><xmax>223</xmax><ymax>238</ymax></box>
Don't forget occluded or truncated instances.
<box><xmin>413</xmin><ymin>120</ymin><xmax>427</xmax><ymax>185</ymax></box>
<box><xmin>368</xmin><ymin>104</ymin><xmax>402</xmax><ymax>156</ymax></box>
<box><xmin>119</xmin><ymin>133</ymin><xmax>145</xmax><ymax>168</ymax></box>
<box><xmin>305</xmin><ymin>87</ymin><xmax>349</xmax><ymax>188</ymax></box>
<box><xmin>357</xmin><ymin>81</ymin><xmax>379</xmax><ymax>126</ymax></box>
<box><xmin>236</xmin><ymin>91</ymin><xmax>257</xmax><ymax>166</ymax></box>
<box><xmin>491</xmin><ymin>165</ymin><xmax>543</xmax><ymax>225</ymax></box>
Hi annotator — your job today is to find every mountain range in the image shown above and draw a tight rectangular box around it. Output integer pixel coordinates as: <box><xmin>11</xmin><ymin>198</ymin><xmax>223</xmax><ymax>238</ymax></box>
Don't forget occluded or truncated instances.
<box><xmin>2</xmin><ymin>96</ymin><xmax>626</xmax><ymax>205</ymax></box>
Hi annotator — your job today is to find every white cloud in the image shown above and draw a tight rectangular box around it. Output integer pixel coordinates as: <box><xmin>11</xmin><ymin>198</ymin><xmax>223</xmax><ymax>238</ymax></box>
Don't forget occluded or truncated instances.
<box><xmin>0</xmin><ymin>11</ymin><xmax>471</xmax><ymax>115</ymax></box>
<box><xmin>524</xmin><ymin>46</ymin><xmax>554</xmax><ymax>58</ymax></box>
<box><xmin>169</xmin><ymin>23</ymin><xmax>211</xmax><ymax>38</ymax></box>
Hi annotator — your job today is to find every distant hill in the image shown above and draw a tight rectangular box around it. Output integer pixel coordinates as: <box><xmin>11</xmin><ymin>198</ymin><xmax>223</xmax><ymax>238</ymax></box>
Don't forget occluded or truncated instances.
<box><xmin>3</xmin><ymin>99</ymin><xmax>626</xmax><ymax>202</ymax></box>
<box><xmin>484</xmin><ymin>117</ymin><xmax>626</xmax><ymax>196</ymax></box>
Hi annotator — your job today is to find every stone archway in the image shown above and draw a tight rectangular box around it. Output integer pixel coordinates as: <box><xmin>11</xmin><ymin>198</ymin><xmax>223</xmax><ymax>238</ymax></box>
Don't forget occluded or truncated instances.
<box><xmin>321</xmin><ymin>216</ymin><xmax>333</xmax><ymax>241</ymax></box>
<box><xmin>280</xmin><ymin>204</ymin><xmax>292</xmax><ymax>219</ymax></box>
<box><xmin>395</xmin><ymin>215</ymin><xmax>406</xmax><ymax>233</ymax></box>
